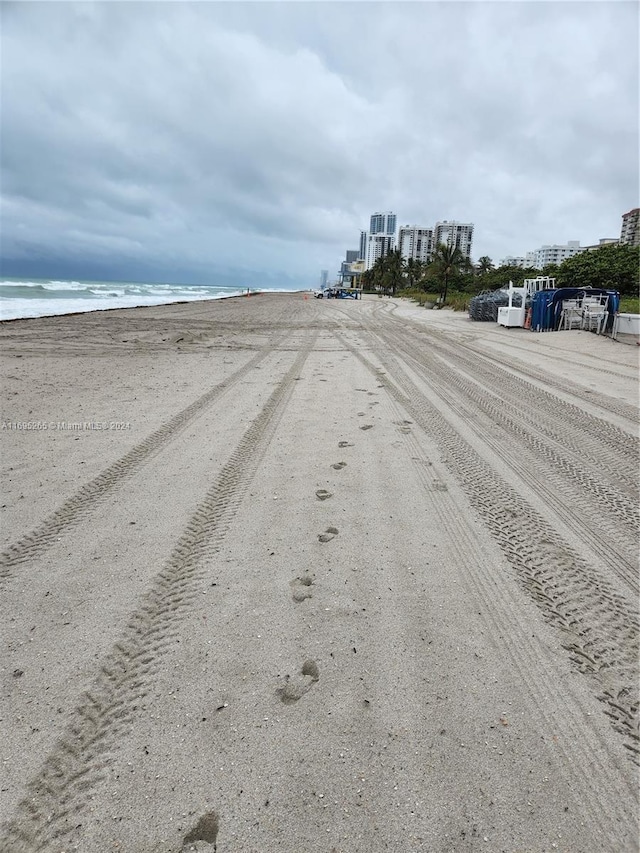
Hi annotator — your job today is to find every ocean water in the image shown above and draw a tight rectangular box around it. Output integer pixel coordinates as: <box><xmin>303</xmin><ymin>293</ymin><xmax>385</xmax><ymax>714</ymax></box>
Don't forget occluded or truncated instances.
<box><xmin>0</xmin><ymin>278</ymin><xmax>278</xmax><ymax>321</ymax></box>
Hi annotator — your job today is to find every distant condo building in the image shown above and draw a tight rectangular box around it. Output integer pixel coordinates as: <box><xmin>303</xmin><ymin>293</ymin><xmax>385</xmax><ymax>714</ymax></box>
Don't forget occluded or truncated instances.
<box><xmin>433</xmin><ymin>221</ymin><xmax>474</xmax><ymax>259</ymax></box>
<box><xmin>501</xmin><ymin>237</ymin><xmax>622</xmax><ymax>268</ymax></box>
<box><xmin>499</xmin><ymin>256</ymin><xmax>529</xmax><ymax>269</ymax></box>
<box><xmin>320</xmin><ymin>270</ymin><xmax>328</xmax><ymax>289</ymax></box>
<box><xmin>355</xmin><ymin>211</ymin><xmax>474</xmax><ymax>272</ymax></box>
<box><xmin>581</xmin><ymin>238</ymin><xmax>619</xmax><ymax>250</ymax></box>
<box><xmin>361</xmin><ymin>232</ymin><xmax>396</xmax><ymax>270</ymax></box>
<box><xmin>360</xmin><ymin>211</ymin><xmax>397</xmax><ymax>270</ymax></box>
<box><xmin>399</xmin><ymin>226</ymin><xmax>434</xmax><ymax>263</ymax></box>
<box><xmin>369</xmin><ymin>212</ymin><xmax>397</xmax><ymax>235</ymax></box>
<box><xmin>529</xmin><ymin>241</ymin><xmax>585</xmax><ymax>269</ymax></box>
<box><xmin>501</xmin><ymin>243</ymin><xmax>584</xmax><ymax>269</ymax></box>
<box><xmin>620</xmin><ymin>208</ymin><xmax>639</xmax><ymax>246</ymax></box>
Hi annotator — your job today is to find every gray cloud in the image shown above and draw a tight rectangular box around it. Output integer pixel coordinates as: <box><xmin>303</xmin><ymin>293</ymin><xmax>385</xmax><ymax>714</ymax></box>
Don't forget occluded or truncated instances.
<box><xmin>1</xmin><ymin>1</ymin><xmax>638</xmax><ymax>285</ymax></box>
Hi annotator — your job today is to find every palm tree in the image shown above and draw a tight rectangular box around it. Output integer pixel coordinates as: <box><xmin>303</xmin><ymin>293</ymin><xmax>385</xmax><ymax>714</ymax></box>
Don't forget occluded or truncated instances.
<box><xmin>476</xmin><ymin>256</ymin><xmax>494</xmax><ymax>276</ymax></box>
<box><xmin>404</xmin><ymin>257</ymin><xmax>425</xmax><ymax>289</ymax></box>
<box><xmin>431</xmin><ymin>243</ymin><xmax>466</xmax><ymax>305</ymax></box>
<box><xmin>361</xmin><ymin>267</ymin><xmax>375</xmax><ymax>292</ymax></box>
<box><xmin>382</xmin><ymin>249</ymin><xmax>404</xmax><ymax>295</ymax></box>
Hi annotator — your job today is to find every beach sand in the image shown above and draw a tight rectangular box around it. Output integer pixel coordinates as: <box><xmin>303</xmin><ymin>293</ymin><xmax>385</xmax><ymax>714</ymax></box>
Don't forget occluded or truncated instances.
<box><xmin>1</xmin><ymin>293</ymin><xmax>638</xmax><ymax>852</ymax></box>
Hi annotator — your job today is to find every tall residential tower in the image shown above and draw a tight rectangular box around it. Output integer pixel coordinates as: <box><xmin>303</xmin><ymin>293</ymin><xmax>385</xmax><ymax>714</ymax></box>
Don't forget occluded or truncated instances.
<box><xmin>398</xmin><ymin>226</ymin><xmax>434</xmax><ymax>263</ymax></box>
<box><xmin>360</xmin><ymin>211</ymin><xmax>397</xmax><ymax>270</ymax></box>
<box><xmin>620</xmin><ymin>208</ymin><xmax>640</xmax><ymax>247</ymax></box>
<box><xmin>433</xmin><ymin>221</ymin><xmax>474</xmax><ymax>259</ymax></box>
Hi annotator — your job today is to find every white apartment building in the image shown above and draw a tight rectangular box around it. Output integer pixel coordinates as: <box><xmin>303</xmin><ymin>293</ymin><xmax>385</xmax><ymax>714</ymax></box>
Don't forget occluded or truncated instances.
<box><xmin>356</xmin><ymin>212</ymin><xmax>476</xmax><ymax>272</ymax></box>
<box><xmin>361</xmin><ymin>232</ymin><xmax>396</xmax><ymax>270</ymax></box>
<box><xmin>433</xmin><ymin>221</ymin><xmax>474</xmax><ymax>259</ymax></box>
<box><xmin>398</xmin><ymin>226</ymin><xmax>434</xmax><ymax>263</ymax></box>
<box><xmin>620</xmin><ymin>208</ymin><xmax>639</xmax><ymax>246</ymax></box>
<box><xmin>499</xmin><ymin>256</ymin><xmax>529</xmax><ymax>269</ymax></box>
<box><xmin>359</xmin><ymin>211</ymin><xmax>398</xmax><ymax>270</ymax></box>
<box><xmin>529</xmin><ymin>241</ymin><xmax>585</xmax><ymax>269</ymax></box>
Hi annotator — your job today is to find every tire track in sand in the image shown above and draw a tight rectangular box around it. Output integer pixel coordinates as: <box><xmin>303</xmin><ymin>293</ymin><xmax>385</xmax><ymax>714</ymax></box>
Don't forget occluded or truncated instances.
<box><xmin>395</xmin><ymin>323</ymin><xmax>639</xmax><ymax>497</ymax></box>
<box><xmin>371</xmin><ymin>330</ymin><xmax>639</xmax><ymax>593</ymax></box>
<box><xmin>0</xmin><ymin>336</ymin><xmax>314</xmax><ymax>853</ymax></box>
<box><xmin>463</xmin><ymin>337</ymin><xmax>640</xmax><ymax>426</ymax></box>
<box><xmin>335</xmin><ymin>331</ymin><xmax>639</xmax><ymax>765</ymax></box>
<box><xmin>380</xmin><ymin>300</ymin><xmax>639</xmax><ymax>427</ymax></box>
<box><xmin>385</xmin><ymin>321</ymin><xmax>639</xmax><ymax>524</ymax></box>
<box><xmin>0</xmin><ymin>336</ymin><xmax>287</xmax><ymax>582</ymax></box>
<box><xmin>358</xmin><ymin>354</ymin><xmax>636</xmax><ymax>844</ymax></box>
<box><xmin>384</xmin><ymin>312</ymin><xmax>638</xmax><ymax>465</ymax></box>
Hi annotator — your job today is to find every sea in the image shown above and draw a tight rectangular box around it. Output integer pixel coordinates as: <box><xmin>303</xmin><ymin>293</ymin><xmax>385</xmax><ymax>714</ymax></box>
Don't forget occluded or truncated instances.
<box><xmin>0</xmin><ymin>278</ymin><xmax>292</xmax><ymax>321</ymax></box>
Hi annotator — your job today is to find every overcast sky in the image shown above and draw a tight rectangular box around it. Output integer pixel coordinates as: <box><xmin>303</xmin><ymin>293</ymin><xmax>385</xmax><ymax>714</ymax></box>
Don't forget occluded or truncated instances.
<box><xmin>1</xmin><ymin>1</ymin><xmax>638</xmax><ymax>287</ymax></box>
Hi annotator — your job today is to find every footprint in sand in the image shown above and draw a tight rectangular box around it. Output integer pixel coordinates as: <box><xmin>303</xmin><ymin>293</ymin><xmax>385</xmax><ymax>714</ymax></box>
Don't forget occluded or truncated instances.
<box><xmin>315</xmin><ymin>489</ymin><xmax>333</xmax><ymax>501</ymax></box>
<box><xmin>277</xmin><ymin>660</ymin><xmax>320</xmax><ymax>704</ymax></box>
<box><xmin>291</xmin><ymin>573</ymin><xmax>314</xmax><ymax>602</ymax></box>
<box><xmin>338</xmin><ymin>441</ymin><xmax>354</xmax><ymax>448</ymax></box>
<box><xmin>183</xmin><ymin>812</ymin><xmax>219</xmax><ymax>850</ymax></box>
<box><xmin>331</xmin><ymin>461</ymin><xmax>347</xmax><ymax>470</ymax></box>
<box><xmin>318</xmin><ymin>526</ymin><xmax>339</xmax><ymax>543</ymax></box>
<box><xmin>360</xmin><ymin>424</ymin><xmax>374</xmax><ymax>431</ymax></box>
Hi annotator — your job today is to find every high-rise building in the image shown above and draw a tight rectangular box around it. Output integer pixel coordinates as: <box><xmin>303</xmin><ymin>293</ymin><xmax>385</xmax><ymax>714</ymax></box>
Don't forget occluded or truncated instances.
<box><xmin>359</xmin><ymin>231</ymin><xmax>367</xmax><ymax>261</ymax></box>
<box><xmin>433</xmin><ymin>221</ymin><xmax>474</xmax><ymax>259</ymax></box>
<box><xmin>362</xmin><ymin>234</ymin><xmax>396</xmax><ymax>270</ymax></box>
<box><xmin>320</xmin><ymin>270</ymin><xmax>328</xmax><ymax>289</ymax></box>
<box><xmin>398</xmin><ymin>226</ymin><xmax>434</xmax><ymax>263</ymax></box>
<box><xmin>620</xmin><ymin>208</ymin><xmax>639</xmax><ymax>246</ymax></box>
<box><xmin>359</xmin><ymin>212</ymin><xmax>397</xmax><ymax>270</ymax></box>
<box><xmin>370</xmin><ymin>212</ymin><xmax>397</xmax><ymax>235</ymax></box>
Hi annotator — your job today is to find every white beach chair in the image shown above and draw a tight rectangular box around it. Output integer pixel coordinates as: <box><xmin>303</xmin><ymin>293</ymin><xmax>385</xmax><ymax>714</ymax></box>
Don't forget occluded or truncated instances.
<box><xmin>559</xmin><ymin>299</ymin><xmax>582</xmax><ymax>330</ymax></box>
<box><xmin>581</xmin><ymin>300</ymin><xmax>608</xmax><ymax>333</ymax></box>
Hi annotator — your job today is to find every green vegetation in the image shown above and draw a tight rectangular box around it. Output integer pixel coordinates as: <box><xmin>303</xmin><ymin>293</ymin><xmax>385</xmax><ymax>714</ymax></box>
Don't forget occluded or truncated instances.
<box><xmin>361</xmin><ymin>249</ymin><xmax>404</xmax><ymax>295</ymax></box>
<box><xmin>555</xmin><ymin>243</ymin><xmax>639</xmax><ymax>295</ymax></box>
<box><xmin>402</xmin><ymin>289</ymin><xmax>469</xmax><ymax>311</ymax></box>
<box><xmin>619</xmin><ymin>295</ymin><xmax>640</xmax><ymax>313</ymax></box>
<box><xmin>428</xmin><ymin>243</ymin><xmax>469</xmax><ymax>304</ymax></box>
<box><xmin>362</xmin><ymin>242</ymin><xmax>639</xmax><ymax>312</ymax></box>
<box><xmin>476</xmin><ymin>255</ymin><xmax>494</xmax><ymax>275</ymax></box>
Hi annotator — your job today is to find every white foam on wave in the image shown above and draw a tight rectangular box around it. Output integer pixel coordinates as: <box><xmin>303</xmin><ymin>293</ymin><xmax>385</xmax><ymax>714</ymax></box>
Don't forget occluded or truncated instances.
<box><xmin>89</xmin><ymin>289</ymin><xmax>127</xmax><ymax>297</ymax></box>
<box><xmin>0</xmin><ymin>288</ymin><xmax>248</xmax><ymax>321</ymax></box>
<box><xmin>42</xmin><ymin>280</ymin><xmax>89</xmax><ymax>291</ymax></box>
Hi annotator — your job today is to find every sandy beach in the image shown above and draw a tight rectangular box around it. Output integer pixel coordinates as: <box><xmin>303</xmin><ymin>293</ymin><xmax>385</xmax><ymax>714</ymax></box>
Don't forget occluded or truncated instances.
<box><xmin>1</xmin><ymin>292</ymin><xmax>638</xmax><ymax>853</ymax></box>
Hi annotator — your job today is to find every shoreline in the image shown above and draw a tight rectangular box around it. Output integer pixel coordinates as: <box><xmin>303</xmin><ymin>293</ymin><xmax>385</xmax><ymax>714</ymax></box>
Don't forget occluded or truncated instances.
<box><xmin>0</xmin><ymin>287</ymin><xmax>307</xmax><ymax>325</ymax></box>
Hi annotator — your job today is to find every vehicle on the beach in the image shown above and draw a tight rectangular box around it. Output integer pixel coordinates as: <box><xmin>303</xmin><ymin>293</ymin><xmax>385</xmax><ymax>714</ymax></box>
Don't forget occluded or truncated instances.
<box><xmin>316</xmin><ymin>288</ymin><xmax>360</xmax><ymax>300</ymax></box>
